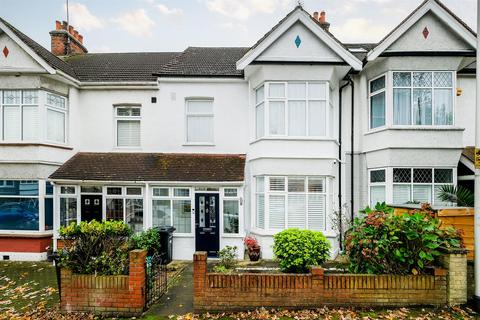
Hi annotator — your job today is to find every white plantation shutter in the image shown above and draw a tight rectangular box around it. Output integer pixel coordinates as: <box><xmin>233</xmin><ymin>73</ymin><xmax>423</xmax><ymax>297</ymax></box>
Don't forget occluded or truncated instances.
<box><xmin>186</xmin><ymin>116</ymin><xmax>213</xmax><ymax>142</ymax></box>
<box><xmin>117</xmin><ymin>120</ymin><xmax>140</xmax><ymax>147</ymax></box>
<box><xmin>308</xmin><ymin>194</ymin><xmax>325</xmax><ymax>230</ymax></box>
<box><xmin>47</xmin><ymin>109</ymin><xmax>65</xmax><ymax>143</ymax></box>
<box><xmin>269</xmin><ymin>195</ymin><xmax>285</xmax><ymax>229</ymax></box>
<box><xmin>413</xmin><ymin>185</ymin><xmax>432</xmax><ymax>203</ymax></box>
<box><xmin>3</xmin><ymin>106</ymin><xmax>21</xmax><ymax>140</ymax></box>
<box><xmin>256</xmin><ymin>194</ymin><xmax>265</xmax><ymax>229</ymax></box>
<box><xmin>288</xmin><ymin>194</ymin><xmax>306</xmax><ymax>228</ymax></box>
<box><xmin>370</xmin><ymin>186</ymin><xmax>386</xmax><ymax>207</ymax></box>
<box><xmin>269</xmin><ymin>177</ymin><xmax>285</xmax><ymax>191</ymax></box>
<box><xmin>393</xmin><ymin>185</ymin><xmax>411</xmax><ymax>204</ymax></box>
<box><xmin>22</xmin><ymin>106</ymin><xmax>39</xmax><ymax>140</ymax></box>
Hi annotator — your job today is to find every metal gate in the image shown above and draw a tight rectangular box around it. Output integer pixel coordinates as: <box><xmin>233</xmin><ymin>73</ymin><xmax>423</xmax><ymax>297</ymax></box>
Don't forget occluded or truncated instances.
<box><xmin>145</xmin><ymin>253</ymin><xmax>168</xmax><ymax>308</ymax></box>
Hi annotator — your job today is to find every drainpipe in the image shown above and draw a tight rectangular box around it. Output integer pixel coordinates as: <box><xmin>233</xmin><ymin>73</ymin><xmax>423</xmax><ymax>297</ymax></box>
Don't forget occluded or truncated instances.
<box><xmin>349</xmin><ymin>78</ymin><xmax>355</xmax><ymax>222</ymax></box>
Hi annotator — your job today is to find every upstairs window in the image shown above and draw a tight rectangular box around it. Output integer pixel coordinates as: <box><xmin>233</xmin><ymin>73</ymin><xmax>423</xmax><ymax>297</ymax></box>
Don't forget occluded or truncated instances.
<box><xmin>255</xmin><ymin>82</ymin><xmax>328</xmax><ymax>139</ymax></box>
<box><xmin>2</xmin><ymin>90</ymin><xmax>40</xmax><ymax>141</ymax></box>
<box><xmin>46</xmin><ymin>93</ymin><xmax>67</xmax><ymax>143</ymax></box>
<box><xmin>369</xmin><ymin>75</ymin><xmax>386</xmax><ymax>129</ymax></box>
<box><xmin>115</xmin><ymin>106</ymin><xmax>141</xmax><ymax>147</ymax></box>
<box><xmin>393</xmin><ymin>71</ymin><xmax>454</xmax><ymax>126</ymax></box>
<box><xmin>186</xmin><ymin>99</ymin><xmax>214</xmax><ymax>144</ymax></box>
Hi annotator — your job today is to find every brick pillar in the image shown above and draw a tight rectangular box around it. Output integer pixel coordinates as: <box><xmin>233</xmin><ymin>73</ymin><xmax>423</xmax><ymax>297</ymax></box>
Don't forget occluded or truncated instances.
<box><xmin>193</xmin><ymin>252</ymin><xmax>208</xmax><ymax>311</ymax></box>
<box><xmin>310</xmin><ymin>266</ymin><xmax>325</xmax><ymax>292</ymax></box>
<box><xmin>440</xmin><ymin>249</ymin><xmax>468</xmax><ymax>306</ymax></box>
<box><xmin>60</xmin><ymin>268</ymin><xmax>73</xmax><ymax>312</ymax></box>
<box><xmin>128</xmin><ymin>249</ymin><xmax>147</xmax><ymax>310</ymax></box>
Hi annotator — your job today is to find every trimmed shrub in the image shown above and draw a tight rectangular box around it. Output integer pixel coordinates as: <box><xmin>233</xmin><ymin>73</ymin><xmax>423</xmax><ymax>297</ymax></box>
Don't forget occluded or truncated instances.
<box><xmin>58</xmin><ymin>220</ymin><xmax>132</xmax><ymax>275</ymax></box>
<box><xmin>130</xmin><ymin>228</ymin><xmax>162</xmax><ymax>256</ymax></box>
<box><xmin>345</xmin><ymin>202</ymin><xmax>464</xmax><ymax>275</ymax></box>
<box><xmin>213</xmin><ymin>245</ymin><xmax>238</xmax><ymax>273</ymax></box>
<box><xmin>273</xmin><ymin>229</ymin><xmax>331</xmax><ymax>273</ymax></box>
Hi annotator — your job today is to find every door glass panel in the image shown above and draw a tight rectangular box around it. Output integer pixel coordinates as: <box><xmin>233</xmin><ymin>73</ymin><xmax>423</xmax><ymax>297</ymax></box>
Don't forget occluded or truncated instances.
<box><xmin>199</xmin><ymin>196</ymin><xmax>205</xmax><ymax>228</ymax></box>
<box><xmin>209</xmin><ymin>196</ymin><xmax>216</xmax><ymax>226</ymax></box>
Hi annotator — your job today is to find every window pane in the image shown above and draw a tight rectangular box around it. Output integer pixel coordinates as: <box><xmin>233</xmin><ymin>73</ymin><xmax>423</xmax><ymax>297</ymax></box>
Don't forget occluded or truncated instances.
<box><xmin>269</xmin><ymin>177</ymin><xmax>285</xmax><ymax>191</ymax></box>
<box><xmin>308</xmin><ymin>178</ymin><xmax>325</xmax><ymax>193</ymax></box>
<box><xmin>308</xmin><ymin>101</ymin><xmax>326</xmax><ymax>136</ymax></box>
<box><xmin>153</xmin><ymin>199</ymin><xmax>171</xmax><ymax>227</ymax></box>
<box><xmin>269</xmin><ymin>83</ymin><xmax>285</xmax><ymax>98</ymax></box>
<box><xmin>117</xmin><ymin>120</ymin><xmax>140</xmax><ymax>147</ymax></box>
<box><xmin>434</xmin><ymin>186</ymin><xmax>450</xmax><ymax>206</ymax></box>
<box><xmin>393</xmin><ymin>168</ymin><xmax>411</xmax><ymax>183</ymax></box>
<box><xmin>60</xmin><ymin>198</ymin><xmax>77</xmax><ymax>227</ymax></box>
<box><xmin>153</xmin><ymin>188</ymin><xmax>169</xmax><ymax>197</ymax></box>
<box><xmin>60</xmin><ymin>186</ymin><xmax>75</xmax><ymax>194</ymax></box>
<box><xmin>187</xmin><ymin>116</ymin><xmax>213</xmax><ymax>143</ymax></box>
<box><xmin>308</xmin><ymin>194</ymin><xmax>325</xmax><ymax>230</ymax></box>
<box><xmin>107</xmin><ymin>187</ymin><xmax>122</xmax><ymax>195</ymax></box>
<box><xmin>393</xmin><ymin>72</ymin><xmax>411</xmax><ymax>87</ymax></box>
<box><xmin>288</xmin><ymin>177</ymin><xmax>305</xmax><ymax>192</ymax></box>
<box><xmin>256</xmin><ymin>86</ymin><xmax>264</xmax><ymax>104</ymax></box>
<box><xmin>187</xmin><ymin>100</ymin><xmax>213</xmax><ymax>114</ymax></box>
<box><xmin>393</xmin><ymin>89</ymin><xmax>411</xmax><ymax>125</ymax></box>
<box><xmin>106</xmin><ymin>198</ymin><xmax>123</xmax><ymax>220</ymax></box>
<box><xmin>269</xmin><ymin>101</ymin><xmax>285</xmax><ymax>135</ymax></box>
<box><xmin>393</xmin><ymin>185</ymin><xmax>411</xmax><ymax>204</ymax></box>
<box><xmin>288</xmin><ymin>101</ymin><xmax>306</xmax><ymax>136</ymax></box>
<box><xmin>126</xmin><ymin>187</ymin><xmax>142</xmax><ymax>195</ymax></box>
<box><xmin>0</xmin><ymin>181</ymin><xmax>38</xmax><ymax>196</ymax></box>
<box><xmin>370</xmin><ymin>92</ymin><xmax>385</xmax><ymax>128</ymax></box>
<box><xmin>288</xmin><ymin>194</ymin><xmax>306</xmax><ymax>228</ymax></box>
<box><xmin>413</xmin><ymin>169</ymin><xmax>432</xmax><ymax>183</ymax></box>
<box><xmin>434</xmin><ymin>72</ymin><xmax>452</xmax><ymax>87</ymax></box>
<box><xmin>413</xmin><ymin>72</ymin><xmax>432</xmax><ymax>87</ymax></box>
<box><xmin>256</xmin><ymin>177</ymin><xmax>265</xmax><ymax>192</ymax></box>
<box><xmin>370</xmin><ymin>186</ymin><xmax>385</xmax><ymax>207</ymax></box>
<box><xmin>22</xmin><ymin>90</ymin><xmax>38</xmax><ymax>105</ymax></box>
<box><xmin>117</xmin><ymin>107</ymin><xmax>140</xmax><ymax>117</ymax></box>
<box><xmin>370</xmin><ymin>170</ymin><xmax>385</xmax><ymax>183</ymax></box>
<box><xmin>224</xmin><ymin>188</ymin><xmax>238</xmax><ymax>197</ymax></box>
<box><xmin>45</xmin><ymin>198</ymin><xmax>53</xmax><ymax>230</ymax></box>
<box><xmin>22</xmin><ymin>106</ymin><xmax>39</xmax><ymax>140</ymax></box>
<box><xmin>256</xmin><ymin>102</ymin><xmax>265</xmax><ymax>138</ymax></box>
<box><xmin>413</xmin><ymin>89</ymin><xmax>432</xmax><ymax>125</ymax></box>
<box><xmin>173</xmin><ymin>199</ymin><xmax>191</xmax><ymax>233</ymax></box>
<box><xmin>288</xmin><ymin>83</ymin><xmax>306</xmax><ymax>99</ymax></box>
<box><xmin>435</xmin><ymin>169</ymin><xmax>453</xmax><ymax>183</ymax></box>
<box><xmin>223</xmin><ymin>200</ymin><xmax>239</xmax><ymax>233</ymax></box>
<box><xmin>46</xmin><ymin>93</ymin><xmax>66</xmax><ymax>109</ymax></box>
<box><xmin>126</xmin><ymin>198</ymin><xmax>143</xmax><ymax>233</ymax></box>
<box><xmin>45</xmin><ymin>182</ymin><xmax>54</xmax><ymax>195</ymax></box>
<box><xmin>434</xmin><ymin>89</ymin><xmax>453</xmax><ymax>125</ymax></box>
<box><xmin>0</xmin><ymin>198</ymin><xmax>39</xmax><ymax>230</ymax></box>
<box><xmin>269</xmin><ymin>194</ymin><xmax>285</xmax><ymax>229</ymax></box>
<box><xmin>81</xmin><ymin>186</ymin><xmax>102</xmax><ymax>193</ymax></box>
<box><xmin>3</xmin><ymin>106</ymin><xmax>21</xmax><ymax>140</ymax></box>
<box><xmin>370</xmin><ymin>76</ymin><xmax>385</xmax><ymax>93</ymax></box>
<box><xmin>308</xmin><ymin>83</ymin><xmax>326</xmax><ymax>100</ymax></box>
<box><xmin>413</xmin><ymin>185</ymin><xmax>432</xmax><ymax>204</ymax></box>
<box><xmin>3</xmin><ymin>90</ymin><xmax>21</xmax><ymax>104</ymax></box>
<box><xmin>256</xmin><ymin>194</ymin><xmax>265</xmax><ymax>229</ymax></box>
<box><xmin>47</xmin><ymin>109</ymin><xmax>65</xmax><ymax>143</ymax></box>
<box><xmin>174</xmin><ymin>188</ymin><xmax>190</xmax><ymax>197</ymax></box>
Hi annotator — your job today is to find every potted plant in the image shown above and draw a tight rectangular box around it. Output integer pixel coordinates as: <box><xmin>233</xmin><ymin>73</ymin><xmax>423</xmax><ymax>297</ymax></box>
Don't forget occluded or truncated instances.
<box><xmin>243</xmin><ymin>235</ymin><xmax>261</xmax><ymax>261</ymax></box>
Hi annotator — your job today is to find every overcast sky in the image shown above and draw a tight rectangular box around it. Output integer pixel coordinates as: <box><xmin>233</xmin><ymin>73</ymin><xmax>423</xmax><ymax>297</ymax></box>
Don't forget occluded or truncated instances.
<box><xmin>1</xmin><ymin>0</ymin><xmax>477</xmax><ymax>53</ymax></box>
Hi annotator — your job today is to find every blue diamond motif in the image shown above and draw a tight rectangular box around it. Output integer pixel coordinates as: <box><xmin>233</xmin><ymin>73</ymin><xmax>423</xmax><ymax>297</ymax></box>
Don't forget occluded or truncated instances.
<box><xmin>294</xmin><ymin>35</ymin><xmax>301</xmax><ymax>48</ymax></box>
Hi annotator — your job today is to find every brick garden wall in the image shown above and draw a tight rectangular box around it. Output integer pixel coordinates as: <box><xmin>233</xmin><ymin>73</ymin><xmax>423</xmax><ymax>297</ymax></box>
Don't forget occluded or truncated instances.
<box><xmin>193</xmin><ymin>251</ymin><xmax>467</xmax><ymax>312</ymax></box>
<box><xmin>60</xmin><ymin>249</ymin><xmax>146</xmax><ymax>317</ymax></box>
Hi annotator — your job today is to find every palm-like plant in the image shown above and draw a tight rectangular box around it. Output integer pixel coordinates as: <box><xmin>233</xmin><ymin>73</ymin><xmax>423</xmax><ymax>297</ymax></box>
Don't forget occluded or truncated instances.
<box><xmin>437</xmin><ymin>185</ymin><xmax>474</xmax><ymax>207</ymax></box>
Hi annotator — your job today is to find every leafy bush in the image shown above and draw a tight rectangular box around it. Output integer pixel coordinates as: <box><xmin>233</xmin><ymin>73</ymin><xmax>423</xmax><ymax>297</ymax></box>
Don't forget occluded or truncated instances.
<box><xmin>273</xmin><ymin>229</ymin><xmax>331</xmax><ymax>273</ymax></box>
<box><xmin>213</xmin><ymin>245</ymin><xmax>237</xmax><ymax>272</ymax></box>
<box><xmin>58</xmin><ymin>220</ymin><xmax>132</xmax><ymax>275</ymax></box>
<box><xmin>130</xmin><ymin>228</ymin><xmax>162</xmax><ymax>256</ymax></box>
<box><xmin>345</xmin><ymin>202</ymin><xmax>464</xmax><ymax>275</ymax></box>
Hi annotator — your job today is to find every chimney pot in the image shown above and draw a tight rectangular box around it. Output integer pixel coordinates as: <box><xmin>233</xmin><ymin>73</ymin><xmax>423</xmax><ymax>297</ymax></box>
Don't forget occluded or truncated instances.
<box><xmin>62</xmin><ymin>21</ymin><xmax>68</xmax><ymax>30</ymax></box>
<box><xmin>73</xmin><ymin>30</ymin><xmax>79</xmax><ymax>40</ymax></box>
<box><xmin>55</xmin><ymin>21</ymin><xmax>62</xmax><ymax>30</ymax></box>
<box><xmin>313</xmin><ymin>12</ymin><xmax>319</xmax><ymax>21</ymax></box>
<box><xmin>78</xmin><ymin>34</ymin><xmax>83</xmax><ymax>44</ymax></box>
<box><xmin>68</xmin><ymin>25</ymin><xmax>74</xmax><ymax>35</ymax></box>
<box><xmin>50</xmin><ymin>21</ymin><xmax>87</xmax><ymax>55</ymax></box>
<box><xmin>320</xmin><ymin>11</ymin><xmax>326</xmax><ymax>24</ymax></box>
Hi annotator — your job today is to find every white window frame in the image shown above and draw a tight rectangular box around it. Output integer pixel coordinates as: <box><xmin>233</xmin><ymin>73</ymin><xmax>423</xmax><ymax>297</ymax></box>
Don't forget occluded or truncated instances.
<box><xmin>368</xmin><ymin>74</ymin><xmax>387</xmax><ymax>130</ymax></box>
<box><xmin>255</xmin><ymin>82</ymin><xmax>330</xmax><ymax>139</ymax></box>
<box><xmin>185</xmin><ymin>98</ymin><xmax>214</xmax><ymax>145</ymax></box>
<box><xmin>391</xmin><ymin>71</ymin><xmax>455</xmax><ymax>127</ymax></box>
<box><xmin>221</xmin><ymin>187</ymin><xmax>242</xmax><ymax>236</ymax></box>
<box><xmin>151</xmin><ymin>187</ymin><xmax>193</xmax><ymax>235</ymax></box>
<box><xmin>45</xmin><ymin>92</ymin><xmax>68</xmax><ymax>144</ymax></box>
<box><xmin>114</xmin><ymin>105</ymin><xmax>142</xmax><ymax>148</ymax></box>
<box><xmin>105</xmin><ymin>186</ymin><xmax>144</xmax><ymax>227</ymax></box>
<box><xmin>58</xmin><ymin>185</ymin><xmax>78</xmax><ymax>227</ymax></box>
<box><xmin>368</xmin><ymin>168</ymin><xmax>387</xmax><ymax>207</ymax></box>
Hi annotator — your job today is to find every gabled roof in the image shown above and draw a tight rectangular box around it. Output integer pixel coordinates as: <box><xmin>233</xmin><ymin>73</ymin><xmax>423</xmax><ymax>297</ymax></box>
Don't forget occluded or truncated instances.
<box><xmin>367</xmin><ymin>0</ymin><xmax>477</xmax><ymax>61</ymax></box>
<box><xmin>236</xmin><ymin>6</ymin><xmax>363</xmax><ymax>71</ymax></box>
<box><xmin>0</xmin><ymin>17</ymin><xmax>77</xmax><ymax>78</ymax></box>
<box><xmin>49</xmin><ymin>152</ymin><xmax>246</xmax><ymax>182</ymax></box>
<box><xmin>156</xmin><ymin>47</ymin><xmax>249</xmax><ymax>78</ymax></box>
<box><xmin>65</xmin><ymin>52</ymin><xmax>179</xmax><ymax>82</ymax></box>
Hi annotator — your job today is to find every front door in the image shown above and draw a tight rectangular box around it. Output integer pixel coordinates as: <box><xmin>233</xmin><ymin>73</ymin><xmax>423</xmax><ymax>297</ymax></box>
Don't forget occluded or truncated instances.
<box><xmin>195</xmin><ymin>193</ymin><xmax>220</xmax><ymax>257</ymax></box>
<box><xmin>81</xmin><ymin>195</ymin><xmax>102</xmax><ymax>222</ymax></box>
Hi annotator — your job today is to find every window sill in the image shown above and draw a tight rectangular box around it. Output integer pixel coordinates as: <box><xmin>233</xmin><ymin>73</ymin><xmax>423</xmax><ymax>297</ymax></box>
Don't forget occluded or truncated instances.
<box><xmin>364</xmin><ymin>126</ymin><xmax>465</xmax><ymax>136</ymax></box>
<box><xmin>172</xmin><ymin>233</ymin><xmax>194</xmax><ymax>238</ymax></box>
<box><xmin>0</xmin><ymin>231</ymin><xmax>54</xmax><ymax>237</ymax></box>
<box><xmin>222</xmin><ymin>233</ymin><xmax>246</xmax><ymax>238</ymax></box>
<box><xmin>183</xmin><ymin>143</ymin><xmax>215</xmax><ymax>146</ymax></box>
<box><xmin>113</xmin><ymin>146</ymin><xmax>143</xmax><ymax>150</ymax></box>
<box><xmin>249</xmin><ymin>229</ymin><xmax>337</xmax><ymax>238</ymax></box>
<box><xmin>250</xmin><ymin>137</ymin><xmax>339</xmax><ymax>145</ymax></box>
<box><xmin>0</xmin><ymin>142</ymin><xmax>73</xmax><ymax>150</ymax></box>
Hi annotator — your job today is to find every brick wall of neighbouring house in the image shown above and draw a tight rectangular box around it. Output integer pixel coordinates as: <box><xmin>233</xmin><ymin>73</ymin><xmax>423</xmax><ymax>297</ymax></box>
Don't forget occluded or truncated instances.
<box><xmin>60</xmin><ymin>249</ymin><xmax>146</xmax><ymax>317</ymax></box>
<box><xmin>193</xmin><ymin>251</ymin><xmax>467</xmax><ymax>312</ymax></box>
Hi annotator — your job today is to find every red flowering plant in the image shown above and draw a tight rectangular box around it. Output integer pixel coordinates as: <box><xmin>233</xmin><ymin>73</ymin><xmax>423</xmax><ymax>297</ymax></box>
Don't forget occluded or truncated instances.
<box><xmin>243</xmin><ymin>235</ymin><xmax>259</xmax><ymax>250</ymax></box>
<box><xmin>345</xmin><ymin>202</ymin><xmax>464</xmax><ymax>275</ymax></box>
<box><xmin>408</xmin><ymin>203</ymin><xmax>436</xmax><ymax>218</ymax></box>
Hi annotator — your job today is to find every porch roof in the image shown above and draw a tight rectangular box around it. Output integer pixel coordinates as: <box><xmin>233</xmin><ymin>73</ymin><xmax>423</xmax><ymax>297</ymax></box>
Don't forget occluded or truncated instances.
<box><xmin>49</xmin><ymin>152</ymin><xmax>246</xmax><ymax>183</ymax></box>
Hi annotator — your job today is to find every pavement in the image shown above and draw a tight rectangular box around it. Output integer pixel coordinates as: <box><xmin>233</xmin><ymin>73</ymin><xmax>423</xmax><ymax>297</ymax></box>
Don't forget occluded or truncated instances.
<box><xmin>144</xmin><ymin>263</ymin><xmax>194</xmax><ymax>318</ymax></box>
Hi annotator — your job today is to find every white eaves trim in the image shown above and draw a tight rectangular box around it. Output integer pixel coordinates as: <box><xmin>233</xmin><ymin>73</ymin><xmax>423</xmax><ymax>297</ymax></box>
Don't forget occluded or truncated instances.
<box><xmin>0</xmin><ymin>20</ymin><xmax>56</xmax><ymax>75</ymax></box>
<box><xmin>367</xmin><ymin>0</ymin><xmax>477</xmax><ymax>61</ymax></box>
<box><xmin>236</xmin><ymin>8</ymin><xmax>362</xmax><ymax>71</ymax></box>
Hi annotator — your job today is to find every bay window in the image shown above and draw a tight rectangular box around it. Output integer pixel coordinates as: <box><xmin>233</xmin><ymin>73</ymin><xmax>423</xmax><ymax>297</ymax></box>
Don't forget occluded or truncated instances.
<box><xmin>0</xmin><ymin>180</ymin><xmax>39</xmax><ymax>231</ymax></box>
<box><xmin>106</xmin><ymin>186</ymin><xmax>144</xmax><ymax>232</ymax></box>
<box><xmin>255</xmin><ymin>82</ymin><xmax>329</xmax><ymax>139</ymax></box>
<box><xmin>46</xmin><ymin>93</ymin><xmax>67</xmax><ymax>143</ymax></box>
<box><xmin>255</xmin><ymin>176</ymin><xmax>330</xmax><ymax>231</ymax></box>
<box><xmin>368</xmin><ymin>169</ymin><xmax>386</xmax><ymax>207</ymax></box>
<box><xmin>152</xmin><ymin>187</ymin><xmax>192</xmax><ymax>233</ymax></box>
<box><xmin>115</xmin><ymin>106</ymin><xmax>141</xmax><ymax>147</ymax></box>
<box><xmin>186</xmin><ymin>99</ymin><xmax>214</xmax><ymax>144</ymax></box>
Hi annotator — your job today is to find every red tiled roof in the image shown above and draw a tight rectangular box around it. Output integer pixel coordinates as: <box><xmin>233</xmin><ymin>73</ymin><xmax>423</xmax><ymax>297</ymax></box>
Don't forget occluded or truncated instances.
<box><xmin>49</xmin><ymin>152</ymin><xmax>246</xmax><ymax>182</ymax></box>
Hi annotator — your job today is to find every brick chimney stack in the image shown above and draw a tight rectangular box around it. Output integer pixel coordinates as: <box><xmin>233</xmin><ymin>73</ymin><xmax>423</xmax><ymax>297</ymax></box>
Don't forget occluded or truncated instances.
<box><xmin>50</xmin><ymin>20</ymin><xmax>88</xmax><ymax>56</ymax></box>
<box><xmin>312</xmin><ymin>10</ymin><xmax>330</xmax><ymax>31</ymax></box>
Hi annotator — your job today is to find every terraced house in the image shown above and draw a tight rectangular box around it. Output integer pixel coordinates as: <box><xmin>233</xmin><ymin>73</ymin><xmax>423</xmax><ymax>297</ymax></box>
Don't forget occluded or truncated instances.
<box><xmin>0</xmin><ymin>0</ymin><xmax>476</xmax><ymax>260</ymax></box>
